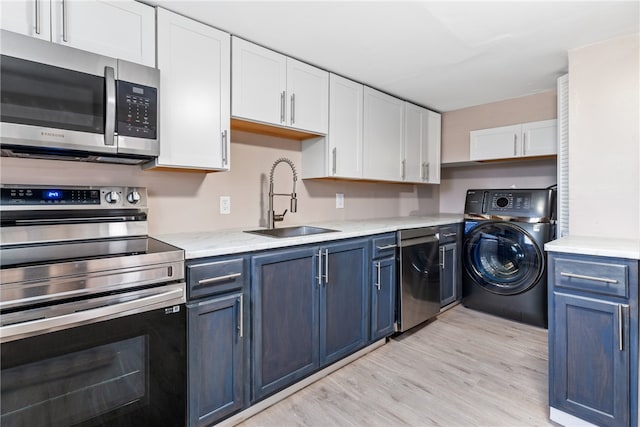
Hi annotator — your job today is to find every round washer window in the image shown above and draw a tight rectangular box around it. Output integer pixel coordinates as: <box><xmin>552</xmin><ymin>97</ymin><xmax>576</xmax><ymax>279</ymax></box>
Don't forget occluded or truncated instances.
<box><xmin>464</xmin><ymin>222</ymin><xmax>543</xmax><ymax>295</ymax></box>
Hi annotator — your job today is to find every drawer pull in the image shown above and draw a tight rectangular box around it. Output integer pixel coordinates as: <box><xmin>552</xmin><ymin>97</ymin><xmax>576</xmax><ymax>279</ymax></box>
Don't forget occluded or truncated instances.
<box><xmin>376</xmin><ymin>244</ymin><xmax>398</xmax><ymax>251</ymax></box>
<box><xmin>442</xmin><ymin>233</ymin><xmax>457</xmax><ymax>238</ymax></box>
<box><xmin>560</xmin><ymin>272</ymin><xmax>618</xmax><ymax>284</ymax></box>
<box><xmin>198</xmin><ymin>272</ymin><xmax>242</xmax><ymax>286</ymax></box>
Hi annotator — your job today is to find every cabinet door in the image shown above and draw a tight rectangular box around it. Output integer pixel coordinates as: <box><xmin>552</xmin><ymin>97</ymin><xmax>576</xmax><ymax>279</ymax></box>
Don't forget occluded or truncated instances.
<box><xmin>188</xmin><ymin>294</ymin><xmax>244</xmax><ymax>426</ymax></box>
<box><xmin>320</xmin><ymin>240</ymin><xmax>368</xmax><ymax>365</ymax></box>
<box><xmin>232</xmin><ymin>37</ymin><xmax>287</xmax><ymax>127</ymax></box>
<box><xmin>50</xmin><ymin>0</ymin><xmax>155</xmax><ymax>66</ymax></box>
<box><xmin>286</xmin><ymin>58</ymin><xmax>328</xmax><ymax>134</ymax></box>
<box><xmin>552</xmin><ymin>292</ymin><xmax>629</xmax><ymax>427</ymax></box>
<box><xmin>425</xmin><ymin>110</ymin><xmax>441</xmax><ymax>184</ymax></box>
<box><xmin>403</xmin><ymin>102</ymin><xmax>427</xmax><ymax>183</ymax></box>
<box><xmin>469</xmin><ymin>124</ymin><xmax>521</xmax><ymax>161</ymax></box>
<box><xmin>251</xmin><ymin>247</ymin><xmax>319</xmax><ymax>401</ymax></box>
<box><xmin>371</xmin><ymin>256</ymin><xmax>396</xmax><ymax>341</ymax></box>
<box><xmin>1</xmin><ymin>0</ymin><xmax>51</xmax><ymax>40</ymax></box>
<box><xmin>328</xmin><ymin>74</ymin><xmax>363</xmax><ymax>178</ymax></box>
<box><xmin>363</xmin><ymin>87</ymin><xmax>404</xmax><ymax>181</ymax></box>
<box><xmin>440</xmin><ymin>243</ymin><xmax>457</xmax><ymax>307</ymax></box>
<box><xmin>155</xmin><ymin>8</ymin><xmax>230</xmax><ymax>170</ymax></box>
<box><xmin>522</xmin><ymin>119</ymin><xmax>557</xmax><ymax>157</ymax></box>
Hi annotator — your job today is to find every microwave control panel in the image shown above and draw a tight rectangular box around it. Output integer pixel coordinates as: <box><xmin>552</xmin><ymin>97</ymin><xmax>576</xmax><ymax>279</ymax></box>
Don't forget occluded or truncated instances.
<box><xmin>116</xmin><ymin>81</ymin><xmax>157</xmax><ymax>140</ymax></box>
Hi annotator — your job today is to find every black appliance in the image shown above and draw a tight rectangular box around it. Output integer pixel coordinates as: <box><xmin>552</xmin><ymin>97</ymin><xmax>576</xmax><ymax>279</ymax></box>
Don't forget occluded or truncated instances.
<box><xmin>462</xmin><ymin>188</ymin><xmax>555</xmax><ymax>327</ymax></box>
<box><xmin>0</xmin><ymin>30</ymin><xmax>159</xmax><ymax>164</ymax></box>
<box><xmin>0</xmin><ymin>184</ymin><xmax>187</xmax><ymax>426</ymax></box>
<box><xmin>396</xmin><ymin>226</ymin><xmax>441</xmax><ymax>332</ymax></box>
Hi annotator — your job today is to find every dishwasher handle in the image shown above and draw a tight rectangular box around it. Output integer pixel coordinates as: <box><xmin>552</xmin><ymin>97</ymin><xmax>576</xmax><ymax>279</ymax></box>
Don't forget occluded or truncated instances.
<box><xmin>399</xmin><ymin>235</ymin><xmax>439</xmax><ymax>247</ymax></box>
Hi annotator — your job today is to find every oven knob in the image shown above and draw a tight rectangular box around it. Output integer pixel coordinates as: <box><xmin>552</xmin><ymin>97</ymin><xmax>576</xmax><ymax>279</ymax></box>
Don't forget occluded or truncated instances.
<box><xmin>105</xmin><ymin>191</ymin><xmax>120</xmax><ymax>204</ymax></box>
<box><xmin>127</xmin><ymin>191</ymin><xmax>141</xmax><ymax>204</ymax></box>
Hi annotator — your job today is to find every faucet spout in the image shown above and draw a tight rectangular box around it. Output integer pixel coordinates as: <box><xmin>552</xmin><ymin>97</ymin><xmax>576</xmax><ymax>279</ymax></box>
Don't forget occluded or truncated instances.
<box><xmin>268</xmin><ymin>158</ymin><xmax>298</xmax><ymax>229</ymax></box>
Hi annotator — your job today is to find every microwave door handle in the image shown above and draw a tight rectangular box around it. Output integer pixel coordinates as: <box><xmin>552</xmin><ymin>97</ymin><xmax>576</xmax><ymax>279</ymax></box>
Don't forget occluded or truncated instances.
<box><xmin>104</xmin><ymin>66</ymin><xmax>116</xmax><ymax>146</ymax></box>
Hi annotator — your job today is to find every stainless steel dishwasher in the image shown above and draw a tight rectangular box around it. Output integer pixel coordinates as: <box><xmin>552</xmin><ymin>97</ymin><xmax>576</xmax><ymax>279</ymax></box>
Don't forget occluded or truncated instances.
<box><xmin>396</xmin><ymin>227</ymin><xmax>441</xmax><ymax>332</ymax></box>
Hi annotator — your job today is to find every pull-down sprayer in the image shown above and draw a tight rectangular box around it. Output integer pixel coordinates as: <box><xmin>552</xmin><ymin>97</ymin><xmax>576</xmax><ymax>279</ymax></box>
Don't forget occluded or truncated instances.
<box><xmin>268</xmin><ymin>158</ymin><xmax>298</xmax><ymax>229</ymax></box>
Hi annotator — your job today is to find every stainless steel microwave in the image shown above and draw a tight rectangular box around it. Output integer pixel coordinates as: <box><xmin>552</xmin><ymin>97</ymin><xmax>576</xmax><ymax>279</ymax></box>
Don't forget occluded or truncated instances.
<box><xmin>0</xmin><ymin>30</ymin><xmax>159</xmax><ymax>165</ymax></box>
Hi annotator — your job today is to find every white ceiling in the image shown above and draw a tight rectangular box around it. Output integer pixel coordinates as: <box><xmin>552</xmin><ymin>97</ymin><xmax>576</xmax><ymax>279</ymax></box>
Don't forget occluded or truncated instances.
<box><xmin>146</xmin><ymin>1</ymin><xmax>640</xmax><ymax>112</ymax></box>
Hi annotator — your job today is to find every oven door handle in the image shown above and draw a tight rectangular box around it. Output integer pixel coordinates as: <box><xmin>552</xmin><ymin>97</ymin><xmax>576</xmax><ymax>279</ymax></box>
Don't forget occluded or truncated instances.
<box><xmin>1</xmin><ymin>287</ymin><xmax>184</xmax><ymax>342</ymax></box>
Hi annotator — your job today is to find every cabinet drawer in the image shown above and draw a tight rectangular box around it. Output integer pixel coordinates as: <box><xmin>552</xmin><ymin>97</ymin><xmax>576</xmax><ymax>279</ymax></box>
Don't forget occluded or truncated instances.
<box><xmin>439</xmin><ymin>224</ymin><xmax>459</xmax><ymax>244</ymax></box>
<box><xmin>187</xmin><ymin>258</ymin><xmax>245</xmax><ymax>300</ymax></box>
<box><xmin>371</xmin><ymin>233</ymin><xmax>397</xmax><ymax>259</ymax></box>
<box><xmin>553</xmin><ymin>255</ymin><xmax>633</xmax><ymax>298</ymax></box>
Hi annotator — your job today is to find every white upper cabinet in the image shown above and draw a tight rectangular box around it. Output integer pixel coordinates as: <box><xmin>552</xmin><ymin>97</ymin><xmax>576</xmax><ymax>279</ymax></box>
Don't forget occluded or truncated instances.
<box><xmin>404</xmin><ymin>103</ymin><xmax>441</xmax><ymax>184</ymax></box>
<box><xmin>147</xmin><ymin>8</ymin><xmax>230</xmax><ymax>171</ymax></box>
<box><xmin>232</xmin><ymin>37</ymin><xmax>328</xmax><ymax>134</ymax></box>
<box><xmin>2</xmin><ymin>0</ymin><xmax>155</xmax><ymax>66</ymax></box>
<box><xmin>522</xmin><ymin>119</ymin><xmax>557</xmax><ymax>157</ymax></box>
<box><xmin>1</xmin><ymin>0</ymin><xmax>51</xmax><ymax>41</ymax></box>
<box><xmin>363</xmin><ymin>87</ymin><xmax>404</xmax><ymax>182</ymax></box>
<box><xmin>470</xmin><ymin>119</ymin><xmax>557</xmax><ymax>161</ymax></box>
<box><xmin>301</xmin><ymin>74</ymin><xmax>364</xmax><ymax>179</ymax></box>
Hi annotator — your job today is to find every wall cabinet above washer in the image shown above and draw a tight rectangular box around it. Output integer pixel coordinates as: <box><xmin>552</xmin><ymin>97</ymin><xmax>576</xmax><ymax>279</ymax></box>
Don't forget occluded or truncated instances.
<box><xmin>0</xmin><ymin>0</ymin><xmax>155</xmax><ymax>66</ymax></box>
<box><xmin>470</xmin><ymin>119</ymin><xmax>557</xmax><ymax>161</ymax></box>
<box><xmin>231</xmin><ymin>37</ymin><xmax>329</xmax><ymax>135</ymax></box>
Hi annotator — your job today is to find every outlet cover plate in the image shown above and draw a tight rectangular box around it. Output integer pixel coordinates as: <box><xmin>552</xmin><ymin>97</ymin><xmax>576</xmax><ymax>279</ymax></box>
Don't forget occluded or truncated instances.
<box><xmin>336</xmin><ymin>193</ymin><xmax>344</xmax><ymax>209</ymax></box>
<box><xmin>220</xmin><ymin>196</ymin><xmax>231</xmax><ymax>214</ymax></box>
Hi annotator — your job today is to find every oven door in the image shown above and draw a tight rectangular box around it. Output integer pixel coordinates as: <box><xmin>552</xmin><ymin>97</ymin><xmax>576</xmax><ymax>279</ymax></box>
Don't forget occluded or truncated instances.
<box><xmin>0</xmin><ymin>286</ymin><xmax>186</xmax><ymax>426</ymax></box>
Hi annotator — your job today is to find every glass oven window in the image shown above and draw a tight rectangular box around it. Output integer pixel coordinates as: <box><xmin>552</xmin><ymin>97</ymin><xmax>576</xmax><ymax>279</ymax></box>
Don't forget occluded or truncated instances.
<box><xmin>0</xmin><ymin>55</ymin><xmax>104</xmax><ymax>134</ymax></box>
<box><xmin>2</xmin><ymin>336</ymin><xmax>146</xmax><ymax>426</ymax></box>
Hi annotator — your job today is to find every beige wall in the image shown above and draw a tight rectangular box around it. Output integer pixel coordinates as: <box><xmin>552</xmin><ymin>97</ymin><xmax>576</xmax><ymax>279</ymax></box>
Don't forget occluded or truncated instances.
<box><xmin>0</xmin><ymin>130</ymin><xmax>439</xmax><ymax>235</ymax></box>
<box><xmin>568</xmin><ymin>33</ymin><xmax>640</xmax><ymax>239</ymax></box>
<box><xmin>439</xmin><ymin>91</ymin><xmax>558</xmax><ymax>213</ymax></box>
<box><xmin>441</xmin><ymin>90</ymin><xmax>557</xmax><ymax>164</ymax></box>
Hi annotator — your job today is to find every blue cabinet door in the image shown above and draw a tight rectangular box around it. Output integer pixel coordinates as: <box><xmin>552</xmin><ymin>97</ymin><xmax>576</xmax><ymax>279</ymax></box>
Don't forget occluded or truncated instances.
<box><xmin>371</xmin><ymin>256</ymin><xmax>396</xmax><ymax>341</ymax></box>
<box><xmin>320</xmin><ymin>239</ymin><xmax>369</xmax><ymax>365</ymax></box>
<box><xmin>251</xmin><ymin>247</ymin><xmax>319</xmax><ymax>401</ymax></box>
<box><xmin>188</xmin><ymin>294</ymin><xmax>244</xmax><ymax>426</ymax></box>
<box><xmin>552</xmin><ymin>292</ymin><xmax>629</xmax><ymax>427</ymax></box>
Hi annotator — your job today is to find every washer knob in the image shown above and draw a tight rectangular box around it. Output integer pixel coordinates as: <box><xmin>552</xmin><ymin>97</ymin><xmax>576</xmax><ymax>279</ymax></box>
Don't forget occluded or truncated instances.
<box><xmin>105</xmin><ymin>191</ymin><xmax>120</xmax><ymax>204</ymax></box>
<box><xmin>127</xmin><ymin>191</ymin><xmax>141</xmax><ymax>204</ymax></box>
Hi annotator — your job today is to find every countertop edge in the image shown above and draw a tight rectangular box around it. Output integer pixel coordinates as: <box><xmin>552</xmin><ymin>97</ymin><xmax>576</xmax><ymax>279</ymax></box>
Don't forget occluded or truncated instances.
<box><xmin>544</xmin><ymin>236</ymin><xmax>640</xmax><ymax>260</ymax></box>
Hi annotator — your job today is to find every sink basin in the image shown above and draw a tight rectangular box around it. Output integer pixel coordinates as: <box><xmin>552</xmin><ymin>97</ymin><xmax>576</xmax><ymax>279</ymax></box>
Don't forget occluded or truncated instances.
<box><xmin>244</xmin><ymin>226</ymin><xmax>339</xmax><ymax>238</ymax></box>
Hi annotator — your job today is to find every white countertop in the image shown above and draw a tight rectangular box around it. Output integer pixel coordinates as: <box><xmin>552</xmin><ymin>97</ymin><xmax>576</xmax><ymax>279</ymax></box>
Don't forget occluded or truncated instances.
<box><xmin>155</xmin><ymin>214</ymin><xmax>463</xmax><ymax>259</ymax></box>
<box><xmin>545</xmin><ymin>236</ymin><xmax>640</xmax><ymax>260</ymax></box>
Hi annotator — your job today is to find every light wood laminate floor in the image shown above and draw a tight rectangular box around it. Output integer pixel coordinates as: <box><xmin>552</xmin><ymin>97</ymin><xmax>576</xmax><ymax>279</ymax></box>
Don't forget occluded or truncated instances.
<box><xmin>239</xmin><ymin>305</ymin><xmax>553</xmax><ymax>426</ymax></box>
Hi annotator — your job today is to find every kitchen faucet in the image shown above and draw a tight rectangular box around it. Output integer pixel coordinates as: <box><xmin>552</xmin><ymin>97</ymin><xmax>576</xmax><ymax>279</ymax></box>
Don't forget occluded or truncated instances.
<box><xmin>268</xmin><ymin>157</ymin><xmax>298</xmax><ymax>229</ymax></box>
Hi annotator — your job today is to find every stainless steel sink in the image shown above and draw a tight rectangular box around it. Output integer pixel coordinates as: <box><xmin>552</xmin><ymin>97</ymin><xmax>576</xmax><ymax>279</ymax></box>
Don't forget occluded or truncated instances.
<box><xmin>244</xmin><ymin>226</ymin><xmax>339</xmax><ymax>238</ymax></box>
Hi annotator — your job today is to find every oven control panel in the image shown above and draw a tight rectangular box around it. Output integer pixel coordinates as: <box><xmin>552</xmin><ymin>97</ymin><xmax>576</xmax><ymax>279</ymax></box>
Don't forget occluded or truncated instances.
<box><xmin>0</xmin><ymin>185</ymin><xmax>147</xmax><ymax>209</ymax></box>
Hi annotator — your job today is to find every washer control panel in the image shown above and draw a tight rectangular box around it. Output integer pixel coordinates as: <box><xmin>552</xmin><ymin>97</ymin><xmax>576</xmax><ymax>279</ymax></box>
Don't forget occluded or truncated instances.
<box><xmin>465</xmin><ymin>188</ymin><xmax>554</xmax><ymax>221</ymax></box>
<box><xmin>491</xmin><ymin>192</ymin><xmax>531</xmax><ymax>211</ymax></box>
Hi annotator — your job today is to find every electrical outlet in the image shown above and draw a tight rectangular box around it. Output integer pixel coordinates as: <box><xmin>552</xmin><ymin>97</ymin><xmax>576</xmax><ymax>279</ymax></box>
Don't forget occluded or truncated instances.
<box><xmin>219</xmin><ymin>196</ymin><xmax>231</xmax><ymax>214</ymax></box>
<box><xmin>336</xmin><ymin>193</ymin><xmax>344</xmax><ymax>209</ymax></box>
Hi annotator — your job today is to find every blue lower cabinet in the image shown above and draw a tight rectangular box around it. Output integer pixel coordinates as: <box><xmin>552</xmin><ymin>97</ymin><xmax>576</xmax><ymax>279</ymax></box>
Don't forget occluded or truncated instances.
<box><xmin>188</xmin><ymin>294</ymin><xmax>244</xmax><ymax>426</ymax></box>
<box><xmin>549</xmin><ymin>253</ymin><xmax>638</xmax><ymax>427</ymax></box>
<box><xmin>251</xmin><ymin>239</ymin><xmax>369</xmax><ymax>402</ymax></box>
<box><xmin>371</xmin><ymin>256</ymin><xmax>396</xmax><ymax>341</ymax></box>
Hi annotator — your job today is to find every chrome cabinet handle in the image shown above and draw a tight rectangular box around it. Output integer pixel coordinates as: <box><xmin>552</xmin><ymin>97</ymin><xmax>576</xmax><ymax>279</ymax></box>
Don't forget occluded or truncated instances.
<box><xmin>104</xmin><ymin>66</ymin><xmax>116</xmax><ymax>146</ymax></box>
<box><xmin>401</xmin><ymin>160</ymin><xmax>406</xmax><ymax>180</ymax></box>
<box><xmin>560</xmin><ymin>272</ymin><xmax>618</xmax><ymax>284</ymax></box>
<box><xmin>238</xmin><ymin>294</ymin><xmax>244</xmax><ymax>338</ymax></box>
<box><xmin>280</xmin><ymin>91</ymin><xmax>285</xmax><ymax>123</ymax></box>
<box><xmin>513</xmin><ymin>134</ymin><xmax>517</xmax><ymax>156</ymax></box>
<box><xmin>317</xmin><ymin>249</ymin><xmax>323</xmax><ymax>286</ymax></box>
<box><xmin>221</xmin><ymin>130</ymin><xmax>228</xmax><ymax>165</ymax></box>
<box><xmin>375</xmin><ymin>261</ymin><xmax>381</xmax><ymax>291</ymax></box>
<box><xmin>291</xmin><ymin>93</ymin><xmax>296</xmax><ymax>125</ymax></box>
<box><xmin>425</xmin><ymin>163</ymin><xmax>430</xmax><ymax>181</ymax></box>
<box><xmin>197</xmin><ymin>272</ymin><xmax>241</xmax><ymax>286</ymax></box>
<box><xmin>523</xmin><ymin>133</ymin><xmax>527</xmax><ymax>155</ymax></box>
<box><xmin>62</xmin><ymin>0</ymin><xmax>68</xmax><ymax>42</ymax></box>
<box><xmin>324</xmin><ymin>249</ymin><xmax>329</xmax><ymax>284</ymax></box>
<box><xmin>332</xmin><ymin>147</ymin><xmax>337</xmax><ymax>175</ymax></box>
<box><xmin>441</xmin><ymin>247</ymin><xmax>446</xmax><ymax>270</ymax></box>
<box><xmin>35</xmin><ymin>0</ymin><xmax>41</xmax><ymax>34</ymax></box>
<box><xmin>376</xmin><ymin>244</ymin><xmax>397</xmax><ymax>250</ymax></box>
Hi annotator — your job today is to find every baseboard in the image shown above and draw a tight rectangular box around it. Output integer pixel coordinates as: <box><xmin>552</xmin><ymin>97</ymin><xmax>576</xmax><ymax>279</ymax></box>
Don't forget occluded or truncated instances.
<box><xmin>549</xmin><ymin>407</ymin><xmax>598</xmax><ymax>427</ymax></box>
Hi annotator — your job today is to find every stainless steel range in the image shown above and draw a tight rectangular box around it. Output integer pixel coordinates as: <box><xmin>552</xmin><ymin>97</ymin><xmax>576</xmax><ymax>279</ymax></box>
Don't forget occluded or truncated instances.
<box><xmin>0</xmin><ymin>184</ymin><xmax>187</xmax><ymax>426</ymax></box>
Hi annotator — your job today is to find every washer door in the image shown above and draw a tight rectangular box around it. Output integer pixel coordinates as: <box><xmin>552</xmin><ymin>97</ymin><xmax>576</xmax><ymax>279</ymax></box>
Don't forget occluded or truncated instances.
<box><xmin>464</xmin><ymin>222</ymin><xmax>543</xmax><ymax>295</ymax></box>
